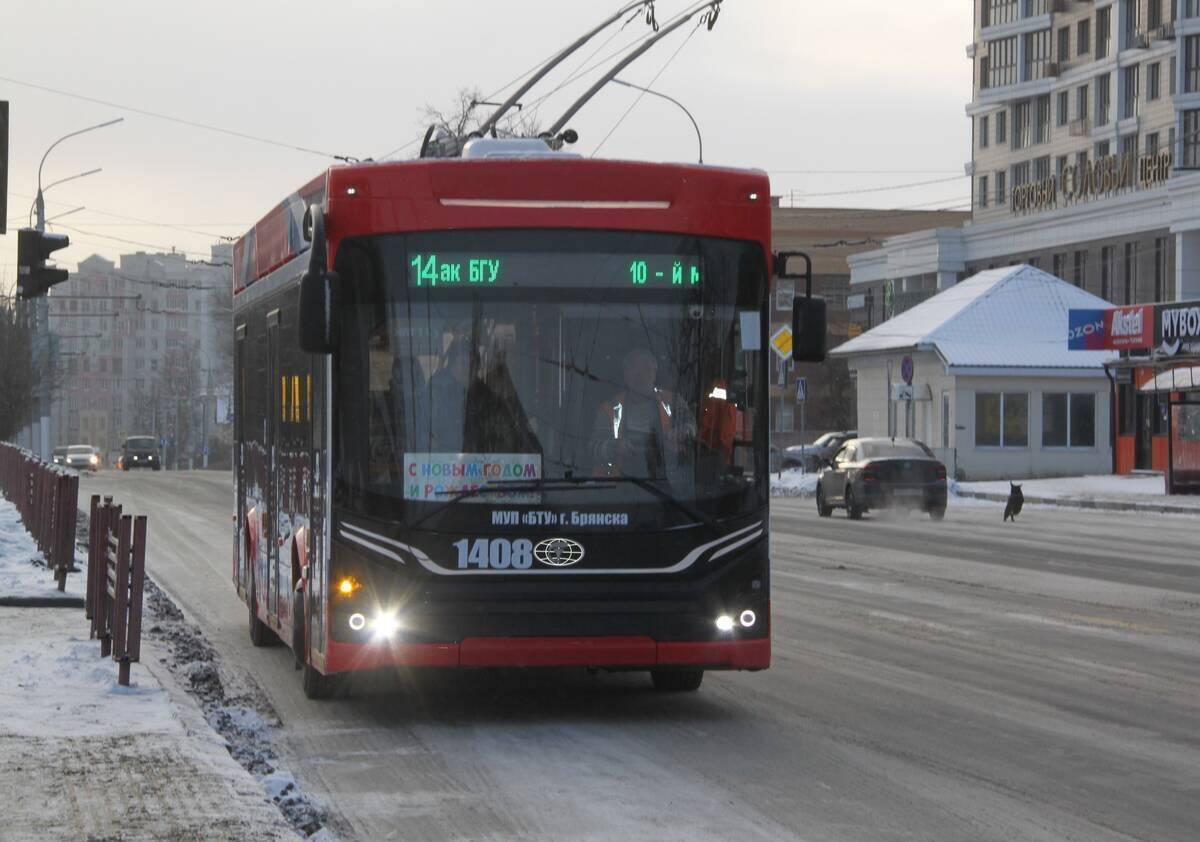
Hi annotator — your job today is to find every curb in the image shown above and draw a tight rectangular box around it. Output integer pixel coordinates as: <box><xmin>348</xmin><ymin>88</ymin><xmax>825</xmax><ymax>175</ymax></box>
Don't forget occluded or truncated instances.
<box><xmin>952</xmin><ymin>489</ymin><xmax>1200</xmax><ymax>516</ymax></box>
<box><xmin>0</xmin><ymin>596</ymin><xmax>86</xmax><ymax>609</ymax></box>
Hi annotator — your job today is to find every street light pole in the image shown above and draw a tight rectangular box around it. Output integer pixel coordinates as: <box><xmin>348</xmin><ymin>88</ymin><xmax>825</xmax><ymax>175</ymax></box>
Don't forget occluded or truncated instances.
<box><xmin>29</xmin><ymin>168</ymin><xmax>101</xmax><ymax>226</ymax></box>
<box><xmin>35</xmin><ymin>118</ymin><xmax>121</xmax><ymax>230</ymax></box>
<box><xmin>610</xmin><ymin>78</ymin><xmax>705</xmax><ymax>164</ymax></box>
<box><xmin>29</xmin><ymin>117</ymin><xmax>122</xmax><ymax>461</ymax></box>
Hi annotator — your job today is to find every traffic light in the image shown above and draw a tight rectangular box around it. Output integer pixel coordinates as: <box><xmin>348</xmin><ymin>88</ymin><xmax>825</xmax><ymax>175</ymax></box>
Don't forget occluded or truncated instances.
<box><xmin>16</xmin><ymin>227</ymin><xmax>71</xmax><ymax>299</ymax></box>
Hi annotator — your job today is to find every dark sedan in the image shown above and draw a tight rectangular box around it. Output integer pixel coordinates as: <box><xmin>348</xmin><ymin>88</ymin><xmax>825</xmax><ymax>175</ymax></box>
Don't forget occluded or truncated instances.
<box><xmin>816</xmin><ymin>437</ymin><xmax>947</xmax><ymax>521</ymax></box>
<box><xmin>120</xmin><ymin>436</ymin><xmax>162</xmax><ymax>471</ymax></box>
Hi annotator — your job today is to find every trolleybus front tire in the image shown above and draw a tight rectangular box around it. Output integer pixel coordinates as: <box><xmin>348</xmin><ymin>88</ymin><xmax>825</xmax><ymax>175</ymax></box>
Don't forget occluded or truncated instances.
<box><xmin>650</xmin><ymin>668</ymin><xmax>704</xmax><ymax>692</ymax></box>
<box><xmin>302</xmin><ymin>663</ymin><xmax>338</xmax><ymax>700</ymax></box>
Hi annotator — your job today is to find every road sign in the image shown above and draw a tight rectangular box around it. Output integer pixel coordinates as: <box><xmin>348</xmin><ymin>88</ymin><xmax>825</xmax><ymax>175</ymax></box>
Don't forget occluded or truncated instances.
<box><xmin>900</xmin><ymin>354</ymin><xmax>914</xmax><ymax>385</ymax></box>
<box><xmin>892</xmin><ymin>383</ymin><xmax>914</xmax><ymax>401</ymax></box>
<box><xmin>796</xmin><ymin>377</ymin><xmax>808</xmax><ymax>402</ymax></box>
<box><xmin>770</xmin><ymin>325</ymin><xmax>793</xmax><ymax>360</ymax></box>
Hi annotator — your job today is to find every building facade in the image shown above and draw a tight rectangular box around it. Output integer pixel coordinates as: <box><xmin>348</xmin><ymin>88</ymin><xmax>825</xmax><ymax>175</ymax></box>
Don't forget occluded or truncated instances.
<box><xmin>47</xmin><ymin>245</ymin><xmax>233</xmax><ymax>466</ymax></box>
<box><xmin>852</xmin><ymin>0</ymin><xmax>1200</xmax><ymax>310</ymax></box>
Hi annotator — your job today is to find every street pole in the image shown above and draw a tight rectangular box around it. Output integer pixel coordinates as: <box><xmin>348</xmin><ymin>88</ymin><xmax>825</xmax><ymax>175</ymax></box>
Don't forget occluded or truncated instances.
<box><xmin>30</xmin><ymin>118</ymin><xmax>122</xmax><ymax>461</ymax></box>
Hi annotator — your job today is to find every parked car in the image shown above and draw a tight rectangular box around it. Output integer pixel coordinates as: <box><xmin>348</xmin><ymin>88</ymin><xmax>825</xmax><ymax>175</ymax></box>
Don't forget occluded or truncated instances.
<box><xmin>784</xmin><ymin>430</ymin><xmax>858</xmax><ymax>471</ymax></box>
<box><xmin>65</xmin><ymin>444</ymin><xmax>101</xmax><ymax>472</ymax></box>
<box><xmin>120</xmin><ymin>436</ymin><xmax>161</xmax><ymax>471</ymax></box>
<box><xmin>815</xmin><ymin>437</ymin><xmax>947</xmax><ymax>521</ymax></box>
<box><xmin>51</xmin><ymin>446</ymin><xmax>68</xmax><ymax>466</ymax></box>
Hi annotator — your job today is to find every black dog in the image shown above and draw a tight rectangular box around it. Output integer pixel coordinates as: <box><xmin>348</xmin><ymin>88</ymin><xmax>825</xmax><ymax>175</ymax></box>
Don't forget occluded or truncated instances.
<box><xmin>1003</xmin><ymin>482</ymin><xmax>1024</xmax><ymax>522</ymax></box>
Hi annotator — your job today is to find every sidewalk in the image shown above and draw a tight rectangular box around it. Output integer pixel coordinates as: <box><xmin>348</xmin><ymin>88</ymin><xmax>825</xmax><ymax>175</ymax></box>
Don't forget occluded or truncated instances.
<box><xmin>952</xmin><ymin>474</ymin><xmax>1200</xmax><ymax>515</ymax></box>
<box><xmin>0</xmin><ymin>498</ymin><xmax>298</xmax><ymax>841</ymax></box>
<box><xmin>771</xmin><ymin>469</ymin><xmax>1199</xmax><ymax>515</ymax></box>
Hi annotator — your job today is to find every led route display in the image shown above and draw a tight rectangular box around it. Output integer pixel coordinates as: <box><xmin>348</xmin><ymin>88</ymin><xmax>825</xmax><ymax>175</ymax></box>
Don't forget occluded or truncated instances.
<box><xmin>408</xmin><ymin>252</ymin><xmax>703</xmax><ymax>289</ymax></box>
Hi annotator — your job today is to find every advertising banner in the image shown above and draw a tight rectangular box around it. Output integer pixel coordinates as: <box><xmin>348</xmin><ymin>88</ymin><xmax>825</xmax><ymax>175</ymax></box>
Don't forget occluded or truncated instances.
<box><xmin>1106</xmin><ymin>305</ymin><xmax>1154</xmax><ymax>349</ymax></box>
<box><xmin>1155</xmin><ymin>300</ymin><xmax>1200</xmax><ymax>356</ymax></box>
<box><xmin>1067</xmin><ymin>308</ymin><xmax>1108</xmax><ymax>350</ymax></box>
<box><xmin>403</xmin><ymin>453</ymin><xmax>542</xmax><ymax>502</ymax></box>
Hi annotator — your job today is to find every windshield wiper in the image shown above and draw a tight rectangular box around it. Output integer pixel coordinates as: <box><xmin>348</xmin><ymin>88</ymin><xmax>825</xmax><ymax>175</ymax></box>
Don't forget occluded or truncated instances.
<box><xmin>409</xmin><ymin>476</ymin><xmax>715</xmax><ymax>530</ymax></box>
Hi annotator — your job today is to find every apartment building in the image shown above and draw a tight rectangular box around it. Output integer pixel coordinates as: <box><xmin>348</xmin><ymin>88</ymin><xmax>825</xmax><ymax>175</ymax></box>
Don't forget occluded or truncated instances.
<box><xmin>47</xmin><ymin>245</ymin><xmax>233</xmax><ymax>464</ymax></box>
<box><xmin>851</xmin><ymin>0</ymin><xmax>1200</xmax><ymax>308</ymax></box>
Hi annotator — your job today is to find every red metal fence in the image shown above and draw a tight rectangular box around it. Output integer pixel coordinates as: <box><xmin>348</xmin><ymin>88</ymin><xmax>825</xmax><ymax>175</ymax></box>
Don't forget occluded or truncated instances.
<box><xmin>87</xmin><ymin>495</ymin><xmax>147</xmax><ymax>686</ymax></box>
<box><xmin>0</xmin><ymin>443</ymin><xmax>79</xmax><ymax>591</ymax></box>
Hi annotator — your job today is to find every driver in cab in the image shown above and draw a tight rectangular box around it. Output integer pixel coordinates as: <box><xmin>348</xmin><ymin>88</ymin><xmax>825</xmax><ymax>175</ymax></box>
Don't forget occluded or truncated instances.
<box><xmin>592</xmin><ymin>348</ymin><xmax>694</xmax><ymax>477</ymax></box>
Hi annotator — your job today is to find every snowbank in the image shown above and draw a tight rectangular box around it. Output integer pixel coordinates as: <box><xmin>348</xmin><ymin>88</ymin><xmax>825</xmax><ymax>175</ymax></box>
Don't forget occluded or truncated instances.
<box><xmin>956</xmin><ymin>474</ymin><xmax>1200</xmax><ymax>509</ymax></box>
<box><xmin>0</xmin><ymin>497</ymin><xmax>85</xmax><ymax>602</ymax></box>
<box><xmin>771</xmin><ymin>469</ymin><xmax>820</xmax><ymax>497</ymax></box>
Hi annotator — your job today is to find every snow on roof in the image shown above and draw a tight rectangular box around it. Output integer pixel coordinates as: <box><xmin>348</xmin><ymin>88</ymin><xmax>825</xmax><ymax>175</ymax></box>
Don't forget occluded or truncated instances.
<box><xmin>831</xmin><ymin>265</ymin><xmax>1113</xmax><ymax>370</ymax></box>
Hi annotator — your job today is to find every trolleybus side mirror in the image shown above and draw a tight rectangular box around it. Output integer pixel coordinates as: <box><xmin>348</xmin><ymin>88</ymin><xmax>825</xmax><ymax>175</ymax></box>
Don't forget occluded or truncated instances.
<box><xmin>298</xmin><ymin>204</ymin><xmax>339</xmax><ymax>354</ymax></box>
<box><xmin>793</xmin><ymin>296</ymin><xmax>827</xmax><ymax>363</ymax></box>
<box><xmin>775</xmin><ymin>251</ymin><xmax>826</xmax><ymax>363</ymax></box>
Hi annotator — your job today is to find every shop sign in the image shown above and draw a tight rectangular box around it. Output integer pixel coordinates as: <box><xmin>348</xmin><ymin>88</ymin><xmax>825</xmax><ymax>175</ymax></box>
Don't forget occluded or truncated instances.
<box><xmin>1069</xmin><ymin>300</ymin><xmax>1200</xmax><ymax>353</ymax></box>
<box><xmin>1156</xmin><ymin>300</ymin><xmax>1200</xmax><ymax>356</ymax></box>
<box><xmin>1067</xmin><ymin>305</ymin><xmax>1152</xmax><ymax>350</ymax></box>
<box><xmin>1067</xmin><ymin>308</ymin><xmax>1108</xmax><ymax>350</ymax></box>
<box><xmin>1011</xmin><ymin>150</ymin><xmax>1172</xmax><ymax>216</ymax></box>
<box><xmin>1107</xmin><ymin>305</ymin><xmax>1154</xmax><ymax>349</ymax></box>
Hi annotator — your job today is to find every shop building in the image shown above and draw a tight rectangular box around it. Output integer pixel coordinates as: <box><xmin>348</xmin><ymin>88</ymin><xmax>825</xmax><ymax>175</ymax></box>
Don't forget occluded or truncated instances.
<box><xmin>832</xmin><ymin>265</ymin><xmax>1113</xmax><ymax>481</ymax></box>
<box><xmin>1070</xmin><ymin>298</ymin><xmax>1200</xmax><ymax>491</ymax></box>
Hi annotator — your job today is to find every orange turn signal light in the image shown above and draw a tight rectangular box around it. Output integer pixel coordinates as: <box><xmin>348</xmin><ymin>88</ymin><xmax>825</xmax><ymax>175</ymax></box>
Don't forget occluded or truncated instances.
<box><xmin>337</xmin><ymin>576</ymin><xmax>362</xmax><ymax>596</ymax></box>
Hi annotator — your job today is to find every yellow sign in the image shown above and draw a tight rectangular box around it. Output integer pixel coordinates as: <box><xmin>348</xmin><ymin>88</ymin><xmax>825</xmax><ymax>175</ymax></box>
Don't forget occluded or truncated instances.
<box><xmin>848</xmin><ymin>323</ymin><xmax>863</xmax><ymax>339</ymax></box>
<box><xmin>770</xmin><ymin>325</ymin><xmax>793</xmax><ymax>360</ymax></box>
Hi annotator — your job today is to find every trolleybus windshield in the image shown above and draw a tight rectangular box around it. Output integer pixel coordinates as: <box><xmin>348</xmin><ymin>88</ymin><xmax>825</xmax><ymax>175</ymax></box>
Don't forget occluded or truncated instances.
<box><xmin>334</xmin><ymin>229</ymin><xmax>767</xmax><ymax>528</ymax></box>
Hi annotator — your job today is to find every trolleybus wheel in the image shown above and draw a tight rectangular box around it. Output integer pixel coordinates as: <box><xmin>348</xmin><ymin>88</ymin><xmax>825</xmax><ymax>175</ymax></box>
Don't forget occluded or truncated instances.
<box><xmin>650</xmin><ymin>669</ymin><xmax>704</xmax><ymax>692</ymax></box>
<box><xmin>302</xmin><ymin>663</ymin><xmax>338</xmax><ymax>700</ymax></box>
<box><xmin>248</xmin><ymin>586</ymin><xmax>274</xmax><ymax>647</ymax></box>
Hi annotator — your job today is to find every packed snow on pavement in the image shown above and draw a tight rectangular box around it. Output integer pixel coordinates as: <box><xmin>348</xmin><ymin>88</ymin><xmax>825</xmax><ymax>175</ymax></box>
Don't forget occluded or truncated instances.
<box><xmin>0</xmin><ymin>605</ymin><xmax>299</xmax><ymax>841</ymax></box>
<box><xmin>0</xmin><ymin>495</ymin><xmax>326</xmax><ymax>841</ymax></box>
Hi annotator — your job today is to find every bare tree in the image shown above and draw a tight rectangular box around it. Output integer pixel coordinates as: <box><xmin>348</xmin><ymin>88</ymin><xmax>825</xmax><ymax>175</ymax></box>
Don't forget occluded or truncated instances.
<box><xmin>419</xmin><ymin>86</ymin><xmax>543</xmax><ymax>156</ymax></box>
<box><xmin>0</xmin><ymin>302</ymin><xmax>36</xmax><ymax>442</ymax></box>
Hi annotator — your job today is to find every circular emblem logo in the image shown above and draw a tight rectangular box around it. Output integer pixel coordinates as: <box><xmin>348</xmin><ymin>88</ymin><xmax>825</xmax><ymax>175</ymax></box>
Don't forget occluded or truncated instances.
<box><xmin>534</xmin><ymin>537</ymin><xmax>585</xmax><ymax>568</ymax></box>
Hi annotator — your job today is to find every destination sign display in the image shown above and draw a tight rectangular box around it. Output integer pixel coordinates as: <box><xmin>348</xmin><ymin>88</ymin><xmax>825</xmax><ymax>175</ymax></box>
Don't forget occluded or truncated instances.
<box><xmin>407</xmin><ymin>252</ymin><xmax>703</xmax><ymax>289</ymax></box>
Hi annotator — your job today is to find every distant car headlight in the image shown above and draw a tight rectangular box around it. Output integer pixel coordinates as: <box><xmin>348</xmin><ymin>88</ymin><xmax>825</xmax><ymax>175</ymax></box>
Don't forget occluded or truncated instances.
<box><xmin>89</xmin><ymin>455</ymin><xmax>99</xmax><ymax>464</ymax></box>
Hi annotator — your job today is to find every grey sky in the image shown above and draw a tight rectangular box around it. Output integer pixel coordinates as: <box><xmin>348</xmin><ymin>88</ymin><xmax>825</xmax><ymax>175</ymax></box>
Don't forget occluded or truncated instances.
<box><xmin>1</xmin><ymin>0</ymin><xmax>970</xmax><ymax>285</ymax></box>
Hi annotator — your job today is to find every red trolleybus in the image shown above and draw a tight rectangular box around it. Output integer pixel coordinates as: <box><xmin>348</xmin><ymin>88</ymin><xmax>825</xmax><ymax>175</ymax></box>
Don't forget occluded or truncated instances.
<box><xmin>231</xmin><ymin>139</ymin><xmax>824</xmax><ymax>698</ymax></box>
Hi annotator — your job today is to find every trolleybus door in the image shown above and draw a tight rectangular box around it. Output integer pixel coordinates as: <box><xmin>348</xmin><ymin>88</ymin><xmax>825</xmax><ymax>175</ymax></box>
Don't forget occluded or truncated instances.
<box><xmin>266</xmin><ymin>308</ymin><xmax>281</xmax><ymax>621</ymax></box>
<box><xmin>235</xmin><ymin>324</ymin><xmax>248</xmax><ymax>591</ymax></box>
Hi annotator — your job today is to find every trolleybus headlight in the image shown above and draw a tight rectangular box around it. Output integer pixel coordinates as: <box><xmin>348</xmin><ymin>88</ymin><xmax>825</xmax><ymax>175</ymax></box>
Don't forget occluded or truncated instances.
<box><xmin>739</xmin><ymin>610</ymin><xmax>757</xmax><ymax>628</ymax></box>
<box><xmin>370</xmin><ymin>611</ymin><xmax>401</xmax><ymax>640</ymax></box>
<box><xmin>348</xmin><ymin>613</ymin><xmax>366</xmax><ymax>631</ymax></box>
<box><xmin>715</xmin><ymin>615</ymin><xmax>735</xmax><ymax>633</ymax></box>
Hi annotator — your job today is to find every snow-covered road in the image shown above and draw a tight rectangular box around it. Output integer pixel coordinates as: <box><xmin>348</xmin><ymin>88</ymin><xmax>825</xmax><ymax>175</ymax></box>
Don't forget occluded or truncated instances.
<box><xmin>79</xmin><ymin>471</ymin><xmax>1200</xmax><ymax>841</ymax></box>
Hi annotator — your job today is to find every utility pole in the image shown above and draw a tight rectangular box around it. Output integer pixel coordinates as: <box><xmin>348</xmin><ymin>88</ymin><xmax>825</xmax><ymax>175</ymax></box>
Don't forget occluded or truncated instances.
<box><xmin>27</xmin><ymin>117</ymin><xmax>122</xmax><ymax>460</ymax></box>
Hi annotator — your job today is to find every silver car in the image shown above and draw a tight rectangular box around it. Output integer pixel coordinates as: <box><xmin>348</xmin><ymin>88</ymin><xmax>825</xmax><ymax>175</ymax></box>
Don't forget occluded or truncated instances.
<box><xmin>65</xmin><ymin>444</ymin><xmax>101</xmax><ymax>472</ymax></box>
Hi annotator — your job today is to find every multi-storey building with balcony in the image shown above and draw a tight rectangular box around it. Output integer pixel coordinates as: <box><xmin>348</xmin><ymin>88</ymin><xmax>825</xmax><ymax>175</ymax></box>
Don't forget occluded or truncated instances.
<box><xmin>852</xmin><ymin>0</ymin><xmax>1200</xmax><ymax>308</ymax></box>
